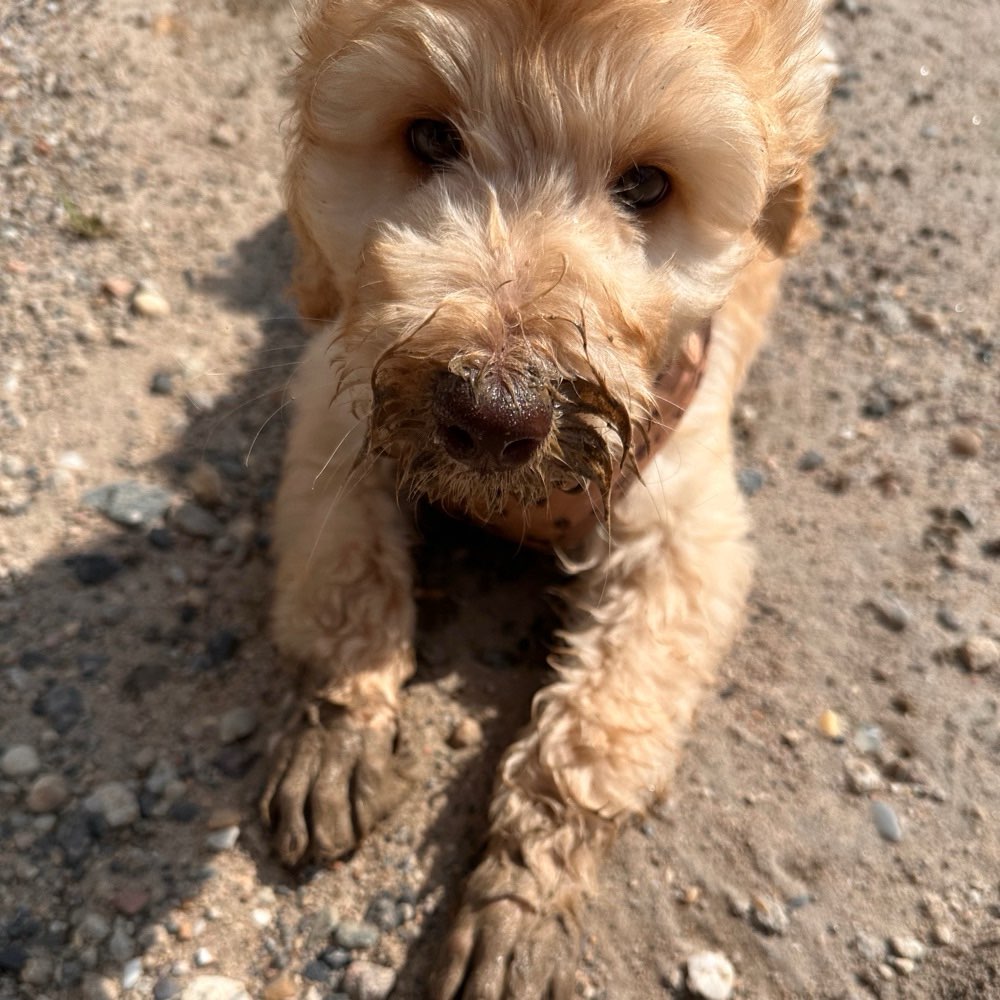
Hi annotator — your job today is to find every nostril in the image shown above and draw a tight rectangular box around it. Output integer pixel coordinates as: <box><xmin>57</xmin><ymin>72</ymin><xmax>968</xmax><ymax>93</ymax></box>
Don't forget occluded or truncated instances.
<box><xmin>442</xmin><ymin>424</ymin><xmax>476</xmax><ymax>458</ymax></box>
<box><xmin>499</xmin><ymin>437</ymin><xmax>543</xmax><ymax>466</ymax></box>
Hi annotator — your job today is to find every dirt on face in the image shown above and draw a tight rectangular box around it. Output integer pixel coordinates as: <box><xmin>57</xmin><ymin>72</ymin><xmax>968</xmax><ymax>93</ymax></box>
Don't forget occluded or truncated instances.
<box><xmin>0</xmin><ymin>1</ymin><xmax>997</xmax><ymax>999</ymax></box>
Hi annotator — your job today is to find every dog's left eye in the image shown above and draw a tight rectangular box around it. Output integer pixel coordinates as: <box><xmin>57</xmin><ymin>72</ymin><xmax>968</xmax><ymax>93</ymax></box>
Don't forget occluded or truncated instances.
<box><xmin>407</xmin><ymin>118</ymin><xmax>464</xmax><ymax>167</ymax></box>
<box><xmin>611</xmin><ymin>165</ymin><xmax>671</xmax><ymax>211</ymax></box>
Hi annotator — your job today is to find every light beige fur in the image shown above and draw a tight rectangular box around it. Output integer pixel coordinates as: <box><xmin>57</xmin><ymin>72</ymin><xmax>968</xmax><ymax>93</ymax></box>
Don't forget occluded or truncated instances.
<box><xmin>262</xmin><ymin>1</ymin><xmax>830</xmax><ymax>995</ymax></box>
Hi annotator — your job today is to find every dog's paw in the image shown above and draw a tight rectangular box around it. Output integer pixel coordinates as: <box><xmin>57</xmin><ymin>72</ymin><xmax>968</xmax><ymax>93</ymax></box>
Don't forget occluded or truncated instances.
<box><xmin>433</xmin><ymin>853</ymin><xmax>579</xmax><ymax>1000</ymax></box>
<box><xmin>260</xmin><ymin>703</ymin><xmax>408</xmax><ymax>866</ymax></box>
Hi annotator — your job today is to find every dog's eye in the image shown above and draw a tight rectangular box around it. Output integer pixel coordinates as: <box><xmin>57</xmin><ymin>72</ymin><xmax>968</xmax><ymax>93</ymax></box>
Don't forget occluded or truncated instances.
<box><xmin>407</xmin><ymin>118</ymin><xmax>464</xmax><ymax>167</ymax></box>
<box><xmin>611</xmin><ymin>165</ymin><xmax>671</xmax><ymax>211</ymax></box>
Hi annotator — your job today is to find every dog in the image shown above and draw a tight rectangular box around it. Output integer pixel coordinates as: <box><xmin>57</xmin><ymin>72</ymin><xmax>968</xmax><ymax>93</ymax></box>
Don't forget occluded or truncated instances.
<box><xmin>260</xmin><ymin>1</ymin><xmax>831</xmax><ymax>995</ymax></box>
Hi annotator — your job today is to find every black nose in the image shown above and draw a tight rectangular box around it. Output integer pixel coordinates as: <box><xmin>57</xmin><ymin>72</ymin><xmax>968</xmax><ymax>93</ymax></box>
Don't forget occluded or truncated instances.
<box><xmin>432</xmin><ymin>369</ymin><xmax>552</xmax><ymax>469</ymax></box>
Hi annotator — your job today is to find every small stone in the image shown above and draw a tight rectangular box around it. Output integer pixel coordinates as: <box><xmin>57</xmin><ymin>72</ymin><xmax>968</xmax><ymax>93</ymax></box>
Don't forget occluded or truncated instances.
<box><xmin>686</xmin><ymin>951</ymin><xmax>735</xmax><ymax>1000</ymax></box>
<box><xmin>102</xmin><ymin>277</ymin><xmax>134</xmax><ymax>300</ymax></box>
<box><xmin>69</xmin><ymin>552</ymin><xmax>123</xmax><ymax>585</ymax></box>
<box><xmin>132</xmin><ymin>288</ymin><xmax>171</xmax><ymax>318</ymax></box>
<box><xmin>448</xmin><ymin>716</ymin><xmax>483</xmax><ymax>749</ymax></box>
<box><xmin>1</xmin><ymin>744</ymin><xmax>40</xmax><ymax>778</ymax></box>
<box><xmin>871</xmin><ymin>596</ymin><xmax>910</xmax><ymax>632</ymax></box>
<box><xmin>854</xmin><ymin>932</ymin><xmax>885</xmax><ymax>962</ymax></box>
<box><xmin>334</xmin><ymin>920</ymin><xmax>380</xmax><ymax>950</ymax></box>
<box><xmin>187</xmin><ymin>462</ymin><xmax>224</xmax><ymax>508</ymax></box>
<box><xmin>890</xmin><ymin>957</ymin><xmax>915</xmax><ymax>975</ymax></box>
<box><xmin>341</xmin><ymin>961</ymin><xmax>397</xmax><ymax>1000</ymax></box>
<box><xmin>320</xmin><ymin>948</ymin><xmax>352</xmax><ymax>970</ymax></box>
<box><xmin>818</xmin><ymin>709</ymin><xmax>843</xmax><ymax>740</ymax></box>
<box><xmin>205</xmin><ymin>825</ymin><xmax>240</xmax><ymax>852</ymax></box>
<box><xmin>180</xmin><ymin>977</ymin><xmax>250</xmax><ymax>1000</ymax></box>
<box><xmin>76</xmin><ymin>911</ymin><xmax>112</xmax><ymax>944</ymax></box>
<box><xmin>263</xmin><ymin>974</ymin><xmax>297</xmax><ymax>1000</ymax></box>
<box><xmin>33</xmin><ymin>684</ymin><xmax>85</xmax><ymax>734</ymax></box>
<box><xmin>737</xmin><ymin>467</ymin><xmax>765</xmax><ymax>497</ymax></box>
<box><xmin>250</xmin><ymin>908</ymin><xmax>271</xmax><ymax>928</ymax></box>
<box><xmin>173</xmin><ymin>502</ymin><xmax>224</xmax><ymax>539</ymax></box>
<box><xmin>112</xmin><ymin>886</ymin><xmax>151</xmax><ymax>917</ymax></box>
<box><xmin>931</xmin><ymin>923</ymin><xmax>954</xmax><ymax>946</ymax></box>
<box><xmin>852</xmin><ymin>724</ymin><xmax>883</xmax><ymax>755</ymax></box>
<box><xmin>750</xmin><ymin>894</ymin><xmax>789</xmax><ymax>935</ymax></box>
<box><xmin>83</xmin><ymin>480</ymin><xmax>174</xmax><ymax>529</ymax></box>
<box><xmin>82</xmin><ymin>974</ymin><xmax>120</xmax><ymax>1000</ymax></box>
<box><xmin>844</xmin><ymin>756</ymin><xmax>883</xmax><ymax>794</ymax></box>
<box><xmin>948</xmin><ymin>428</ymin><xmax>981</xmax><ymax>457</ymax></box>
<box><xmin>210</xmin><ymin>123</ymin><xmax>239</xmax><ymax>148</ymax></box>
<box><xmin>302</xmin><ymin>960</ymin><xmax>330</xmax><ymax>983</ymax></box>
<box><xmin>155</xmin><ymin>976</ymin><xmax>182</xmax><ymax>999</ymax></box>
<box><xmin>796</xmin><ymin>449</ymin><xmax>825</xmax><ymax>471</ymax></box>
<box><xmin>84</xmin><ymin>782</ymin><xmax>140</xmax><ymax>828</ymax></box>
<box><xmin>193</xmin><ymin>948</ymin><xmax>214</xmax><ymax>968</ymax></box>
<box><xmin>122</xmin><ymin>958</ymin><xmax>143</xmax><ymax>990</ymax></box>
<box><xmin>218</xmin><ymin>707</ymin><xmax>258</xmax><ymax>744</ymax></box>
<box><xmin>150</xmin><ymin>371</ymin><xmax>174</xmax><ymax>395</ymax></box>
<box><xmin>365</xmin><ymin>893</ymin><xmax>404</xmax><ymax>931</ymax></box>
<box><xmin>889</xmin><ymin>936</ymin><xmax>926</xmax><ymax>961</ymax></box>
<box><xmin>20</xmin><ymin>954</ymin><xmax>53</xmax><ymax>985</ymax></box>
<box><xmin>957</xmin><ymin>636</ymin><xmax>999</xmax><ymax>673</ymax></box>
<box><xmin>872</xmin><ymin>800</ymin><xmax>903</xmax><ymax>842</ymax></box>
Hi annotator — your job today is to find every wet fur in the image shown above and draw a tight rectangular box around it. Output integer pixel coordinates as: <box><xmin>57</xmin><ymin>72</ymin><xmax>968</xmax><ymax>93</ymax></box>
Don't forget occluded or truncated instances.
<box><xmin>264</xmin><ymin>1</ymin><xmax>831</xmax><ymax>996</ymax></box>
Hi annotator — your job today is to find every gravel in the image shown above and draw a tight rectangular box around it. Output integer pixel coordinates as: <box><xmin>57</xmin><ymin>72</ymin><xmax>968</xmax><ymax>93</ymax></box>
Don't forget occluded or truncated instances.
<box><xmin>871</xmin><ymin>801</ymin><xmax>904</xmax><ymax>843</ymax></box>
<box><xmin>686</xmin><ymin>951</ymin><xmax>735</xmax><ymax>1000</ymax></box>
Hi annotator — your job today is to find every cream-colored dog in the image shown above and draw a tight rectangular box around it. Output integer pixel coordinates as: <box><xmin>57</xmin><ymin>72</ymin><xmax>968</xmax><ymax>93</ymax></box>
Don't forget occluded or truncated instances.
<box><xmin>262</xmin><ymin>1</ymin><xmax>830</xmax><ymax>995</ymax></box>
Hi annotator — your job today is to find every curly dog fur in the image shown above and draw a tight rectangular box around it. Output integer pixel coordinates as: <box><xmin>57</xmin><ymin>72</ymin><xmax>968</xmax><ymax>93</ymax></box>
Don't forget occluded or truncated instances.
<box><xmin>261</xmin><ymin>1</ymin><xmax>831</xmax><ymax>995</ymax></box>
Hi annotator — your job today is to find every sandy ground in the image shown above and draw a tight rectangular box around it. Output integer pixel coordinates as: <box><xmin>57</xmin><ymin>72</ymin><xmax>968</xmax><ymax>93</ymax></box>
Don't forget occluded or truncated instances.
<box><xmin>0</xmin><ymin>1</ymin><xmax>998</xmax><ymax>998</ymax></box>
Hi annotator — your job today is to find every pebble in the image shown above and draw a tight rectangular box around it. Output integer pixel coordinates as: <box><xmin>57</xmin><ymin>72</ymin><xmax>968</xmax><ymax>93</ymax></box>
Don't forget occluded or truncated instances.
<box><xmin>796</xmin><ymin>449</ymin><xmax>825</xmax><ymax>471</ymax></box>
<box><xmin>84</xmin><ymin>782</ymin><xmax>141</xmax><ymax>828</ymax></box>
<box><xmin>122</xmin><ymin>958</ymin><xmax>143</xmax><ymax>990</ymax></box>
<box><xmin>150</xmin><ymin>371</ymin><xmax>175</xmax><ymax>395</ymax></box>
<box><xmin>750</xmin><ymin>894</ymin><xmax>789</xmax><ymax>935</ymax></box>
<box><xmin>173</xmin><ymin>502</ymin><xmax>224</xmax><ymax>539</ymax></box>
<box><xmin>889</xmin><ymin>936</ymin><xmax>926</xmax><ymax>961</ymax></box>
<box><xmin>1</xmin><ymin>743</ymin><xmax>40</xmax><ymax>778</ymax></box>
<box><xmin>948</xmin><ymin>427</ymin><xmax>982</xmax><ymax>457</ymax></box>
<box><xmin>154</xmin><ymin>976</ymin><xmax>182</xmax><ymax>999</ymax></box>
<box><xmin>890</xmin><ymin>956</ymin><xmax>915</xmax><ymax>975</ymax></box>
<box><xmin>69</xmin><ymin>552</ymin><xmax>123</xmax><ymax>585</ymax></box>
<box><xmin>82</xmin><ymin>974</ymin><xmax>121</xmax><ymax>1000</ymax></box>
<box><xmin>302</xmin><ymin>960</ymin><xmax>331</xmax><ymax>983</ymax></box>
<box><xmin>263</xmin><ymin>974</ymin><xmax>297</xmax><ymax>1000</ymax></box>
<box><xmin>320</xmin><ymin>947</ymin><xmax>352</xmax><ymax>970</ymax></box>
<box><xmin>210</xmin><ymin>123</ymin><xmax>239</xmax><ymax>148</ymax></box>
<box><xmin>194</xmin><ymin>948</ymin><xmax>214</xmax><ymax>968</ymax></box>
<box><xmin>871</xmin><ymin>595</ymin><xmax>911</xmax><ymax>632</ymax></box>
<box><xmin>132</xmin><ymin>288</ymin><xmax>171</xmax><ymax>318</ymax></box>
<box><xmin>101</xmin><ymin>276</ymin><xmax>134</xmax><ymax>300</ymax></box>
<box><xmin>854</xmin><ymin>932</ymin><xmax>885</xmax><ymax>962</ymax></box>
<box><xmin>33</xmin><ymin>683</ymin><xmax>85</xmax><ymax>734</ymax></box>
<box><xmin>180</xmin><ymin>977</ymin><xmax>251</xmax><ymax>1000</ymax></box>
<box><xmin>341</xmin><ymin>961</ymin><xmax>396</xmax><ymax>1000</ymax></box>
<box><xmin>447</xmin><ymin>716</ymin><xmax>483</xmax><ymax>749</ymax></box>
<box><xmin>957</xmin><ymin>636</ymin><xmax>998</xmax><ymax>673</ymax></box>
<box><xmin>737</xmin><ymin>467</ymin><xmax>765</xmax><ymax>497</ymax></box>
<box><xmin>818</xmin><ymin>709</ymin><xmax>843</xmax><ymax>740</ymax></box>
<box><xmin>83</xmin><ymin>480</ymin><xmax>174</xmax><ymax>529</ymax></box>
<box><xmin>931</xmin><ymin>922</ymin><xmax>954</xmax><ymax>946</ymax></box>
<box><xmin>853</xmin><ymin>724</ymin><xmax>883</xmax><ymax>756</ymax></box>
<box><xmin>685</xmin><ymin>951</ymin><xmax>735</xmax><ymax>1000</ymax></box>
<box><xmin>871</xmin><ymin>800</ymin><xmax>903</xmax><ymax>842</ymax></box>
<box><xmin>187</xmin><ymin>462</ymin><xmax>225</xmax><ymax>508</ymax></box>
<box><xmin>334</xmin><ymin>920</ymin><xmax>380</xmax><ymax>950</ymax></box>
<box><xmin>20</xmin><ymin>954</ymin><xmax>54</xmax><ymax>985</ymax></box>
<box><xmin>218</xmin><ymin>707</ymin><xmax>258</xmax><ymax>744</ymax></box>
<box><xmin>0</xmin><ymin>944</ymin><xmax>27</xmax><ymax>973</ymax></box>
<box><xmin>205</xmin><ymin>825</ymin><xmax>240</xmax><ymax>852</ymax></box>
<box><xmin>844</xmin><ymin>756</ymin><xmax>883</xmax><ymax>794</ymax></box>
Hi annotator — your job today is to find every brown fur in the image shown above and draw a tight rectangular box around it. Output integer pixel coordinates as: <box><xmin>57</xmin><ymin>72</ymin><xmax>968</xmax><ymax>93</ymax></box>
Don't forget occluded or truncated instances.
<box><xmin>262</xmin><ymin>2</ymin><xmax>831</xmax><ymax>995</ymax></box>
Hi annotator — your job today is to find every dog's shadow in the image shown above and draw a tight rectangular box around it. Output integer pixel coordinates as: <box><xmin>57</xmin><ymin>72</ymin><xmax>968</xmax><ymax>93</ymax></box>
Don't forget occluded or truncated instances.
<box><xmin>0</xmin><ymin>213</ymin><xmax>562</xmax><ymax>996</ymax></box>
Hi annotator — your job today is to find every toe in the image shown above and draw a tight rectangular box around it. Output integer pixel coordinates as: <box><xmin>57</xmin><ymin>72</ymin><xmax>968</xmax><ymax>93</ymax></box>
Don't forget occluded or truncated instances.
<box><xmin>309</xmin><ymin>754</ymin><xmax>356</xmax><ymax>862</ymax></box>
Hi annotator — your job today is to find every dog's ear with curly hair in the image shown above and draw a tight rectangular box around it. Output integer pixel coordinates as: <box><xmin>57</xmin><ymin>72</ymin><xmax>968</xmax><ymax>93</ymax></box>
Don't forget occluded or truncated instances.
<box><xmin>756</xmin><ymin>166</ymin><xmax>816</xmax><ymax>258</ymax></box>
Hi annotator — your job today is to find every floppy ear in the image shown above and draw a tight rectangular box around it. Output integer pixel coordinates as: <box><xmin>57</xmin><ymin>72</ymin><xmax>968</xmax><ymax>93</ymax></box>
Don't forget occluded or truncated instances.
<box><xmin>285</xmin><ymin>195</ymin><xmax>341</xmax><ymax>324</ymax></box>
<box><xmin>755</xmin><ymin>166</ymin><xmax>816</xmax><ymax>259</ymax></box>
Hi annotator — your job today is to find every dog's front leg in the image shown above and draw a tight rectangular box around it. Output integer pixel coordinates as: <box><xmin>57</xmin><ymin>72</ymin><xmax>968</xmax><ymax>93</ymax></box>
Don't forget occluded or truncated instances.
<box><xmin>261</xmin><ymin>335</ymin><xmax>416</xmax><ymax>867</ymax></box>
<box><xmin>435</xmin><ymin>400</ymin><xmax>753</xmax><ymax>999</ymax></box>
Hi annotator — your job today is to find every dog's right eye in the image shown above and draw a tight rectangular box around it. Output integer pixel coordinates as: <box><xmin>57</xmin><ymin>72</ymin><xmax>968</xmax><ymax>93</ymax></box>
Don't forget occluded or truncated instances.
<box><xmin>407</xmin><ymin>119</ymin><xmax>464</xmax><ymax>167</ymax></box>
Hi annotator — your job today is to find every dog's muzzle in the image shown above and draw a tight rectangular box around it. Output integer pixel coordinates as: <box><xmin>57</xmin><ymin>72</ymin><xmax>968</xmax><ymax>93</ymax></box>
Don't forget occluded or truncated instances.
<box><xmin>431</xmin><ymin>369</ymin><xmax>552</xmax><ymax>471</ymax></box>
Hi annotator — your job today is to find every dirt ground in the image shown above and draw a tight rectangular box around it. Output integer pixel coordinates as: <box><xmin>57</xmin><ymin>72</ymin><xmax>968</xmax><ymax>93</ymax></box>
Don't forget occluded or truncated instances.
<box><xmin>0</xmin><ymin>1</ymin><xmax>997</xmax><ymax>998</ymax></box>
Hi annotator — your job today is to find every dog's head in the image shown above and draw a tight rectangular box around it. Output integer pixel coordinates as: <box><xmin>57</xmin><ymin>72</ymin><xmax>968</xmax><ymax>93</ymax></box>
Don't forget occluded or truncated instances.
<box><xmin>286</xmin><ymin>0</ymin><xmax>829</xmax><ymax>522</ymax></box>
